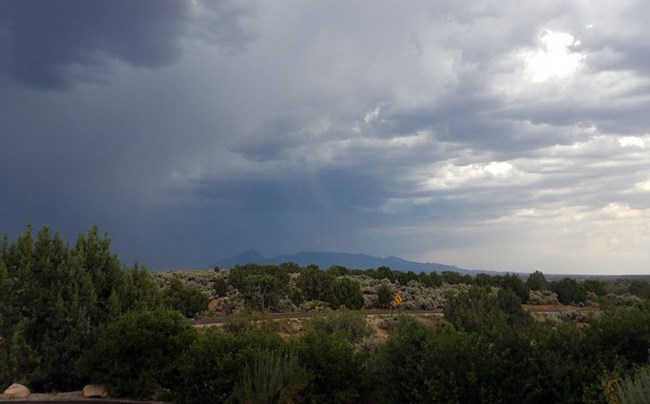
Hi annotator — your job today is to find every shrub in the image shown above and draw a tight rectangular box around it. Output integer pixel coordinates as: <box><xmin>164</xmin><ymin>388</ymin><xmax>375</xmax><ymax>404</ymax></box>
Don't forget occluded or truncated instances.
<box><xmin>288</xmin><ymin>287</ymin><xmax>304</xmax><ymax>306</ymax></box>
<box><xmin>297</xmin><ymin>267</ymin><xmax>334</xmax><ymax>301</ymax></box>
<box><xmin>228</xmin><ymin>264</ymin><xmax>290</xmax><ymax>312</ymax></box>
<box><xmin>586</xmin><ymin>307</ymin><xmax>650</xmax><ymax>369</ymax></box>
<box><xmin>295</xmin><ymin>327</ymin><xmax>367</xmax><ymax>403</ymax></box>
<box><xmin>617</xmin><ymin>365</ymin><xmax>650</xmax><ymax>404</ymax></box>
<box><xmin>78</xmin><ymin>309</ymin><xmax>195</xmax><ymax>399</ymax></box>
<box><xmin>328</xmin><ymin>277</ymin><xmax>364</xmax><ymax>310</ymax></box>
<box><xmin>500</xmin><ymin>273</ymin><xmax>530</xmax><ymax>303</ymax></box>
<box><xmin>552</xmin><ymin>278</ymin><xmax>587</xmax><ymax>305</ymax></box>
<box><xmin>376</xmin><ymin>283</ymin><xmax>393</xmax><ymax>308</ymax></box>
<box><xmin>444</xmin><ymin>286</ymin><xmax>505</xmax><ymax>334</ymax></box>
<box><xmin>582</xmin><ymin>279</ymin><xmax>608</xmax><ymax>297</ymax></box>
<box><xmin>175</xmin><ymin>330</ymin><xmax>284</xmax><ymax>404</ymax></box>
<box><xmin>526</xmin><ymin>270</ymin><xmax>548</xmax><ymax>291</ymax></box>
<box><xmin>162</xmin><ymin>278</ymin><xmax>209</xmax><ymax>318</ymax></box>
<box><xmin>374</xmin><ymin>316</ymin><xmax>437</xmax><ymax>403</ymax></box>
<box><xmin>528</xmin><ymin>290</ymin><xmax>560</xmax><ymax>305</ymax></box>
<box><xmin>629</xmin><ymin>280</ymin><xmax>650</xmax><ymax>299</ymax></box>
<box><xmin>0</xmin><ymin>225</ymin><xmax>163</xmax><ymax>393</ymax></box>
<box><xmin>308</xmin><ymin>309</ymin><xmax>373</xmax><ymax>343</ymax></box>
<box><xmin>230</xmin><ymin>350</ymin><xmax>308</xmax><ymax>404</ymax></box>
<box><xmin>213</xmin><ymin>277</ymin><xmax>228</xmax><ymax>297</ymax></box>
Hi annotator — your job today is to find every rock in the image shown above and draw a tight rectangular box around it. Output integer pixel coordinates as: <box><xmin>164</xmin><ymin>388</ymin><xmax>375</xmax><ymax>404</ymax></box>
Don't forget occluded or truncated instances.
<box><xmin>208</xmin><ymin>298</ymin><xmax>221</xmax><ymax>311</ymax></box>
<box><xmin>83</xmin><ymin>384</ymin><xmax>108</xmax><ymax>398</ymax></box>
<box><xmin>3</xmin><ymin>383</ymin><xmax>30</xmax><ymax>399</ymax></box>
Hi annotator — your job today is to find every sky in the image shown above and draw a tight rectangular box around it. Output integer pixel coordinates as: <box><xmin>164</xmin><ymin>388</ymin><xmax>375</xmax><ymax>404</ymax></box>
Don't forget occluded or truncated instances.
<box><xmin>1</xmin><ymin>0</ymin><xmax>650</xmax><ymax>274</ymax></box>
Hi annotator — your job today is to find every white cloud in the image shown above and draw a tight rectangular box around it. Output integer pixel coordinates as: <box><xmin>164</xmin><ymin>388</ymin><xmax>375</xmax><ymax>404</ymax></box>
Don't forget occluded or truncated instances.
<box><xmin>523</xmin><ymin>30</ymin><xmax>585</xmax><ymax>83</ymax></box>
<box><xmin>418</xmin><ymin>161</ymin><xmax>533</xmax><ymax>191</ymax></box>
<box><xmin>618</xmin><ymin>136</ymin><xmax>646</xmax><ymax>148</ymax></box>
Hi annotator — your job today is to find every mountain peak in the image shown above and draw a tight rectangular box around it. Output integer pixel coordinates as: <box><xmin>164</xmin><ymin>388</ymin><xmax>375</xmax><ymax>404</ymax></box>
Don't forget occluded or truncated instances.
<box><xmin>214</xmin><ymin>250</ymin><xmax>486</xmax><ymax>275</ymax></box>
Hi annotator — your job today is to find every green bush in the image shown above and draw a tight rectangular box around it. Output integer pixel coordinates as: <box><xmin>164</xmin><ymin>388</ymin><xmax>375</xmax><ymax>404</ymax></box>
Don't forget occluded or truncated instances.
<box><xmin>444</xmin><ymin>286</ymin><xmax>505</xmax><ymax>334</ymax></box>
<box><xmin>162</xmin><ymin>278</ymin><xmax>209</xmax><ymax>318</ymax></box>
<box><xmin>230</xmin><ymin>350</ymin><xmax>308</xmax><ymax>404</ymax></box>
<box><xmin>583</xmin><ymin>279</ymin><xmax>608</xmax><ymax>297</ymax></box>
<box><xmin>295</xmin><ymin>327</ymin><xmax>367</xmax><ymax>403</ymax></box>
<box><xmin>228</xmin><ymin>264</ymin><xmax>290</xmax><ymax>312</ymax></box>
<box><xmin>175</xmin><ymin>330</ymin><xmax>285</xmax><ymax>404</ymax></box>
<box><xmin>308</xmin><ymin>309</ymin><xmax>373</xmax><ymax>343</ymax></box>
<box><xmin>297</xmin><ymin>267</ymin><xmax>334</xmax><ymax>301</ymax></box>
<box><xmin>617</xmin><ymin>364</ymin><xmax>650</xmax><ymax>404</ymax></box>
<box><xmin>376</xmin><ymin>284</ymin><xmax>393</xmax><ymax>308</ymax></box>
<box><xmin>373</xmin><ymin>316</ymin><xmax>437</xmax><ymax>403</ymax></box>
<box><xmin>500</xmin><ymin>273</ymin><xmax>530</xmax><ymax>303</ymax></box>
<box><xmin>526</xmin><ymin>270</ymin><xmax>548</xmax><ymax>291</ymax></box>
<box><xmin>328</xmin><ymin>277</ymin><xmax>364</xmax><ymax>310</ymax></box>
<box><xmin>288</xmin><ymin>287</ymin><xmax>304</xmax><ymax>306</ymax></box>
<box><xmin>552</xmin><ymin>277</ymin><xmax>587</xmax><ymax>305</ymax></box>
<box><xmin>586</xmin><ymin>307</ymin><xmax>650</xmax><ymax>369</ymax></box>
<box><xmin>213</xmin><ymin>277</ymin><xmax>228</xmax><ymax>297</ymax></box>
<box><xmin>0</xmin><ymin>225</ymin><xmax>162</xmax><ymax>393</ymax></box>
<box><xmin>78</xmin><ymin>309</ymin><xmax>195</xmax><ymax>399</ymax></box>
<box><xmin>629</xmin><ymin>280</ymin><xmax>650</xmax><ymax>299</ymax></box>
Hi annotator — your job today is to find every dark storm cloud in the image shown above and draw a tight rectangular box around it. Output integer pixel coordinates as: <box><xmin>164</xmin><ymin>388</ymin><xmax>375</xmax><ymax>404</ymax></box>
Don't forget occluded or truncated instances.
<box><xmin>0</xmin><ymin>0</ymin><xmax>254</xmax><ymax>89</ymax></box>
<box><xmin>3</xmin><ymin>0</ymin><xmax>650</xmax><ymax>273</ymax></box>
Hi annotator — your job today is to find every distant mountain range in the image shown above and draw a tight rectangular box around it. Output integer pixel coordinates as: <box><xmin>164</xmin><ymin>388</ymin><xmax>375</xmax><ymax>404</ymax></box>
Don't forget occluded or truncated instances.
<box><xmin>214</xmin><ymin>250</ymin><xmax>499</xmax><ymax>275</ymax></box>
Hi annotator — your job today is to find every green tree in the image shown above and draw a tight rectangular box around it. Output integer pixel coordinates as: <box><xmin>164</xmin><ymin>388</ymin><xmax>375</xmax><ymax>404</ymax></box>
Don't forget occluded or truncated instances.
<box><xmin>296</xmin><ymin>327</ymin><xmax>367</xmax><ymax>403</ymax></box>
<box><xmin>308</xmin><ymin>309</ymin><xmax>373</xmax><ymax>343</ymax></box>
<box><xmin>429</xmin><ymin>271</ymin><xmax>443</xmax><ymax>287</ymax></box>
<box><xmin>552</xmin><ymin>277</ymin><xmax>587</xmax><ymax>305</ymax></box>
<box><xmin>228</xmin><ymin>264</ymin><xmax>290</xmax><ymax>312</ymax></box>
<box><xmin>417</xmin><ymin>271</ymin><xmax>434</xmax><ymax>287</ymax></box>
<box><xmin>375</xmin><ymin>266</ymin><xmax>394</xmax><ymax>282</ymax></box>
<box><xmin>585</xmin><ymin>307</ymin><xmax>650</xmax><ymax>369</ymax></box>
<box><xmin>475</xmin><ymin>273</ymin><xmax>495</xmax><ymax>287</ymax></box>
<box><xmin>629</xmin><ymin>280</ymin><xmax>650</xmax><ymax>299</ymax></box>
<box><xmin>444</xmin><ymin>286</ymin><xmax>507</xmax><ymax>335</ymax></box>
<box><xmin>394</xmin><ymin>271</ymin><xmax>409</xmax><ymax>286</ymax></box>
<box><xmin>582</xmin><ymin>279</ymin><xmax>608</xmax><ymax>297</ymax></box>
<box><xmin>78</xmin><ymin>309</ymin><xmax>195</xmax><ymax>399</ymax></box>
<box><xmin>497</xmin><ymin>288</ymin><xmax>533</xmax><ymax>329</ymax></box>
<box><xmin>162</xmin><ymin>278</ymin><xmax>209</xmax><ymax>318</ymax></box>
<box><xmin>501</xmin><ymin>273</ymin><xmax>530</xmax><ymax>303</ymax></box>
<box><xmin>0</xmin><ymin>225</ymin><xmax>161</xmax><ymax>393</ymax></box>
<box><xmin>442</xmin><ymin>271</ymin><xmax>464</xmax><ymax>285</ymax></box>
<box><xmin>327</xmin><ymin>265</ymin><xmax>349</xmax><ymax>277</ymax></box>
<box><xmin>374</xmin><ymin>316</ymin><xmax>437</xmax><ymax>403</ymax></box>
<box><xmin>376</xmin><ymin>284</ymin><xmax>393</xmax><ymax>308</ymax></box>
<box><xmin>176</xmin><ymin>330</ymin><xmax>284</xmax><ymax>404</ymax></box>
<box><xmin>328</xmin><ymin>277</ymin><xmax>364</xmax><ymax>310</ymax></box>
<box><xmin>297</xmin><ymin>266</ymin><xmax>334</xmax><ymax>301</ymax></box>
<box><xmin>213</xmin><ymin>277</ymin><xmax>228</xmax><ymax>297</ymax></box>
<box><xmin>527</xmin><ymin>270</ymin><xmax>548</xmax><ymax>291</ymax></box>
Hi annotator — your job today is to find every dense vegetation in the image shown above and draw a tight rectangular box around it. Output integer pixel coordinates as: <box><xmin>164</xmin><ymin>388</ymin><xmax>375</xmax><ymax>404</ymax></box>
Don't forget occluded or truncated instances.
<box><xmin>2</xmin><ymin>225</ymin><xmax>650</xmax><ymax>403</ymax></box>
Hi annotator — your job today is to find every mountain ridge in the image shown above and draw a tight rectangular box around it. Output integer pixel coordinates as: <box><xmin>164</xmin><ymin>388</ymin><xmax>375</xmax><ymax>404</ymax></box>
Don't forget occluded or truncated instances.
<box><xmin>215</xmin><ymin>250</ymin><xmax>499</xmax><ymax>275</ymax></box>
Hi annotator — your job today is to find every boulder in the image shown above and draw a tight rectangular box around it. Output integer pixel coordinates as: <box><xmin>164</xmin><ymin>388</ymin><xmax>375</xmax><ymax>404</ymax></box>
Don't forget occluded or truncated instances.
<box><xmin>3</xmin><ymin>383</ymin><xmax>30</xmax><ymax>399</ymax></box>
<box><xmin>83</xmin><ymin>384</ymin><xmax>108</xmax><ymax>398</ymax></box>
<box><xmin>208</xmin><ymin>298</ymin><xmax>220</xmax><ymax>311</ymax></box>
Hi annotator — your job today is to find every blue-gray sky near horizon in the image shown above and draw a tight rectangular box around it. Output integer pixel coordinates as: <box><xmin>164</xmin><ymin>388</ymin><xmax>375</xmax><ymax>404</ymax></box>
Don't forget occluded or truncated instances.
<box><xmin>2</xmin><ymin>0</ymin><xmax>650</xmax><ymax>274</ymax></box>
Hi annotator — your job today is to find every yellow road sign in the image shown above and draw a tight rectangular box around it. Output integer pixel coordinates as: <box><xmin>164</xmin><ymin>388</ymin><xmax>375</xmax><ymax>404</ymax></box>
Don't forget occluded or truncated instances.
<box><xmin>394</xmin><ymin>294</ymin><xmax>403</xmax><ymax>305</ymax></box>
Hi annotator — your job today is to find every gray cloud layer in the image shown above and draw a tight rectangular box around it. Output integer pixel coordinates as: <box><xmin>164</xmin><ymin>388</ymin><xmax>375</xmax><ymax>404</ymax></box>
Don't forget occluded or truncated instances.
<box><xmin>1</xmin><ymin>0</ymin><xmax>649</xmax><ymax>274</ymax></box>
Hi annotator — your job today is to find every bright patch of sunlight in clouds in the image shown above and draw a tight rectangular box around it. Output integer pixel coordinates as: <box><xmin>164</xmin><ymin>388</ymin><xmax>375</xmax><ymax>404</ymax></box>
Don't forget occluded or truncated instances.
<box><xmin>618</xmin><ymin>136</ymin><xmax>646</xmax><ymax>148</ymax></box>
<box><xmin>421</xmin><ymin>161</ymin><xmax>529</xmax><ymax>190</ymax></box>
<box><xmin>523</xmin><ymin>30</ymin><xmax>584</xmax><ymax>83</ymax></box>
